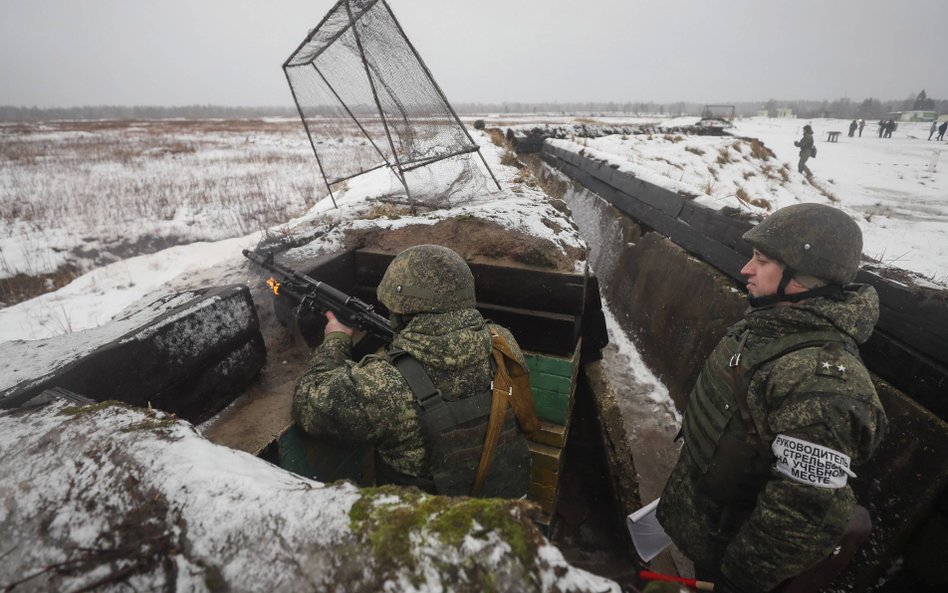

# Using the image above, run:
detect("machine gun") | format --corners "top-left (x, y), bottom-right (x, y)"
top-left (242, 249), bottom-right (395, 344)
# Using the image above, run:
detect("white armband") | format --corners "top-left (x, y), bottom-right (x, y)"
top-left (771, 434), bottom-right (856, 489)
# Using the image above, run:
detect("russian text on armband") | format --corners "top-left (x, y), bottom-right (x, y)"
top-left (771, 434), bottom-right (856, 489)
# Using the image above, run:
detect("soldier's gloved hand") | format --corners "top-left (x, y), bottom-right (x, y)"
top-left (324, 311), bottom-right (354, 337)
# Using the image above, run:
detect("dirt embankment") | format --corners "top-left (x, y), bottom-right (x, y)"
top-left (343, 217), bottom-right (585, 273)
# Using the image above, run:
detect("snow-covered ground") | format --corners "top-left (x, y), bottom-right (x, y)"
top-left (2, 115), bottom-right (945, 346)
top-left (550, 116), bottom-right (948, 285)
top-left (733, 118), bottom-right (948, 281)
top-left (0, 126), bottom-right (585, 343)
top-left (0, 119), bottom-right (319, 281)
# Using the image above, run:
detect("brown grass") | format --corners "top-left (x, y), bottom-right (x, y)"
top-left (0, 264), bottom-right (81, 307)
top-left (489, 129), bottom-right (508, 148)
top-left (779, 164), bottom-right (791, 183)
top-left (501, 150), bottom-right (521, 168)
top-left (735, 186), bottom-right (772, 209)
top-left (749, 139), bottom-right (774, 161)
top-left (716, 147), bottom-right (732, 166)
top-left (684, 146), bottom-right (705, 156)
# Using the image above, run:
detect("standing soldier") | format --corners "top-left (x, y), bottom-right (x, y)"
top-left (656, 204), bottom-right (888, 593)
top-left (793, 125), bottom-right (815, 178)
top-left (858, 119), bottom-right (865, 137)
top-left (293, 244), bottom-right (537, 497)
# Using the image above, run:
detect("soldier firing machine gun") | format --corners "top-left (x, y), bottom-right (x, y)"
top-left (242, 249), bottom-right (395, 344)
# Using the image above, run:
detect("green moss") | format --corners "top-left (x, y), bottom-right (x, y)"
top-left (121, 417), bottom-right (180, 432)
top-left (57, 400), bottom-right (127, 416)
top-left (348, 486), bottom-right (539, 577)
top-left (454, 213), bottom-right (483, 224)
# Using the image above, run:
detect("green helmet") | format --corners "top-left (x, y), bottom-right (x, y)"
top-left (377, 245), bottom-right (476, 314)
top-left (742, 203), bottom-right (863, 285)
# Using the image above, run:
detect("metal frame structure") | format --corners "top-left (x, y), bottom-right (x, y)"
top-left (282, 0), bottom-right (501, 207)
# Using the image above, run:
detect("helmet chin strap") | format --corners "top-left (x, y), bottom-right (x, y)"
top-left (748, 268), bottom-right (846, 308)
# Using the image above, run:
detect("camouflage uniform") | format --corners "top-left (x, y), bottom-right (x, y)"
top-left (657, 286), bottom-right (887, 593)
top-left (292, 245), bottom-right (531, 498)
top-left (794, 127), bottom-right (814, 177)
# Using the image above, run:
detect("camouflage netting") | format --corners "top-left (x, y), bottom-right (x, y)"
top-left (284, 0), bottom-right (498, 205)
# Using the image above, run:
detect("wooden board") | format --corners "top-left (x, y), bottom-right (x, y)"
top-left (354, 248), bottom-right (588, 316)
top-left (542, 151), bottom-right (748, 281)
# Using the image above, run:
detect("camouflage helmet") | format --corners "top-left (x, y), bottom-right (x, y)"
top-left (377, 245), bottom-right (476, 314)
top-left (742, 203), bottom-right (863, 285)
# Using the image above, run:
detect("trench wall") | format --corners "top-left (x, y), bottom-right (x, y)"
top-left (527, 145), bottom-right (948, 593)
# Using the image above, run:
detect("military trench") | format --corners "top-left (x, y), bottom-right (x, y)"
top-left (3, 124), bottom-right (948, 592)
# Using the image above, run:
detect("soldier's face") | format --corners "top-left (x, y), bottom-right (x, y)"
top-left (741, 250), bottom-right (785, 297)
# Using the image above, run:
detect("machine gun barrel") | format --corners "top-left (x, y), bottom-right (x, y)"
top-left (242, 249), bottom-right (395, 343)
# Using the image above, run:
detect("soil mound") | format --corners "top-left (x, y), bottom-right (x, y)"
top-left (343, 217), bottom-right (584, 272)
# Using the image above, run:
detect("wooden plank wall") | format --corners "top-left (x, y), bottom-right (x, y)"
top-left (540, 141), bottom-right (948, 422)
top-left (350, 248), bottom-right (607, 359)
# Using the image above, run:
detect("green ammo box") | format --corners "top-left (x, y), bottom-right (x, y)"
top-left (524, 339), bottom-right (581, 523)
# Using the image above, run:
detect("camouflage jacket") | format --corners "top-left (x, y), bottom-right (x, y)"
top-left (292, 308), bottom-right (527, 486)
top-left (657, 285), bottom-right (887, 593)
top-left (796, 131), bottom-right (814, 156)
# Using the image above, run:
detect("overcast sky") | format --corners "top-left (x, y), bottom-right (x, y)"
top-left (2, 0), bottom-right (946, 108)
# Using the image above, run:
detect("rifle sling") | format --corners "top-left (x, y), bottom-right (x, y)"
top-left (471, 328), bottom-right (541, 496)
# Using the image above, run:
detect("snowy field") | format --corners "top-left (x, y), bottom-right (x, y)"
top-left (1, 115), bottom-right (946, 345)
top-left (0, 118), bottom-right (321, 283)
top-left (549, 116), bottom-right (948, 285)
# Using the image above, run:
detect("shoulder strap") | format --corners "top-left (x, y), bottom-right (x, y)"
top-left (488, 327), bottom-right (540, 434)
top-left (470, 328), bottom-right (540, 496)
top-left (389, 350), bottom-right (454, 435)
top-left (729, 329), bottom-right (851, 456)
top-left (740, 330), bottom-right (852, 373)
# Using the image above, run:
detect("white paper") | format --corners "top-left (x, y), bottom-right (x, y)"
top-left (626, 498), bottom-right (673, 562)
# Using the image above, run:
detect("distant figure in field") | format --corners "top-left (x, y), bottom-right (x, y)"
top-left (883, 120), bottom-right (896, 138)
top-left (929, 120), bottom-right (938, 141)
top-left (877, 120), bottom-right (885, 138)
top-left (858, 119), bottom-right (865, 137)
top-left (793, 124), bottom-right (815, 178)
top-left (938, 121), bottom-right (948, 141)
top-left (848, 120), bottom-right (858, 137)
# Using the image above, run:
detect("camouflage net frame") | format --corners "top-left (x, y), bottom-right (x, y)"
top-left (283, 0), bottom-right (501, 206)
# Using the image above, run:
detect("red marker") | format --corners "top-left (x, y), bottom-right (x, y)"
top-left (639, 570), bottom-right (715, 591)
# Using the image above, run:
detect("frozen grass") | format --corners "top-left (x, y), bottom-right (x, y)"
top-left (0, 118), bottom-right (329, 300)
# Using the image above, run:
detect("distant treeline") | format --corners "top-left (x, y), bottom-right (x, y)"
top-left (0, 105), bottom-right (298, 121)
top-left (454, 94), bottom-right (948, 119)
top-left (2, 93), bottom-right (945, 121)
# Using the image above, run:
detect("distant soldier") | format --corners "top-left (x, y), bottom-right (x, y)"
top-left (848, 120), bottom-right (857, 137)
top-left (657, 204), bottom-right (887, 593)
top-left (883, 120), bottom-right (895, 138)
top-left (858, 119), bottom-right (865, 137)
top-left (929, 120), bottom-right (938, 141)
top-left (293, 244), bottom-right (537, 497)
top-left (793, 124), bottom-right (815, 177)
top-left (939, 120), bottom-right (948, 141)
